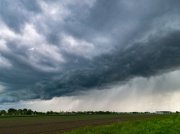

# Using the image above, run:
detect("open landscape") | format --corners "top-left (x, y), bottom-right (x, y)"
top-left (0, 113), bottom-right (177, 134)
top-left (1, 0), bottom-right (180, 133)
top-left (65, 114), bottom-right (180, 134)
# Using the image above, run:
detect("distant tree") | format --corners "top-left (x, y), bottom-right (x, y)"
top-left (34, 111), bottom-right (38, 115)
top-left (17, 109), bottom-right (22, 115)
top-left (27, 109), bottom-right (33, 115)
top-left (47, 111), bottom-right (53, 115)
top-left (22, 108), bottom-right (28, 115)
top-left (8, 108), bottom-right (17, 115)
top-left (0, 110), bottom-right (7, 115)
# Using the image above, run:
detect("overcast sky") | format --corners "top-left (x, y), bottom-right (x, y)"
top-left (1, 0), bottom-right (180, 112)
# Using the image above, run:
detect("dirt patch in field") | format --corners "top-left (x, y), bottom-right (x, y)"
top-left (0, 114), bottom-right (163, 134)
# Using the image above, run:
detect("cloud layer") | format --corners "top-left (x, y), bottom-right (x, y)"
top-left (2, 70), bottom-right (180, 112)
top-left (1, 0), bottom-right (180, 104)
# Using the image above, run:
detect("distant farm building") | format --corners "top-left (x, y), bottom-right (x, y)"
top-left (156, 111), bottom-right (171, 114)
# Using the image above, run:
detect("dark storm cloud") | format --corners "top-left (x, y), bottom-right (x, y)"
top-left (1, 0), bottom-right (180, 102)
top-left (36, 30), bottom-right (180, 99)
top-left (0, 0), bottom-right (41, 32)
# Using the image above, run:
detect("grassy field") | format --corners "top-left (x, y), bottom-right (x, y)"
top-left (0, 114), bottom-right (162, 134)
top-left (65, 114), bottom-right (180, 134)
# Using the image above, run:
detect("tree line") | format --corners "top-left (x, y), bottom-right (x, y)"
top-left (0, 108), bottom-right (40, 115)
top-left (1, 108), bottom-right (164, 116)
top-left (0, 108), bottom-right (122, 116)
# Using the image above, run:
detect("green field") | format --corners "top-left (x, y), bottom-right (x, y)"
top-left (65, 114), bottom-right (180, 134)
top-left (0, 114), bottom-right (178, 133)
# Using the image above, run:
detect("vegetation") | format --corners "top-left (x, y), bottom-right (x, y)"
top-left (0, 111), bottom-right (177, 133)
top-left (65, 114), bottom-right (180, 134)
top-left (1, 108), bottom-right (143, 116)
top-left (0, 108), bottom-right (40, 116)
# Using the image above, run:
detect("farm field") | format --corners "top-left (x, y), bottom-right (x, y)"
top-left (0, 114), bottom-right (170, 134)
top-left (65, 114), bottom-right (180, 134)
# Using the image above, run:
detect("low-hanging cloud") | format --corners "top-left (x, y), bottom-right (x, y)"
top-left (1, 0), bottom-right (180, 103)
top-left (2, 70), bottom-right (180, 112)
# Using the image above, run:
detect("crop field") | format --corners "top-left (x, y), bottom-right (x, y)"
top-left (0, 114), bottom-right (174, 134)
top-left (65, 114), bottom-right (180, 134)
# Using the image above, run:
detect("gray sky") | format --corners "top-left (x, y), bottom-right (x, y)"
top-left (1, 0), bottom-right (180, 112)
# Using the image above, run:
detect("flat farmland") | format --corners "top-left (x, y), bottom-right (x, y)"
top-left (65, 114), bottom-right (180, 134)
top-left (0, 114), bottom-right (166, 134)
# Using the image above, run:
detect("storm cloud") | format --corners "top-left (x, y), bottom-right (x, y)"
top-left (1, 0), bottom-right (180, 104)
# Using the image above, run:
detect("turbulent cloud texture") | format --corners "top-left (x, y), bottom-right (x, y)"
top-left (0, 0), bottom-right (180, 107)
